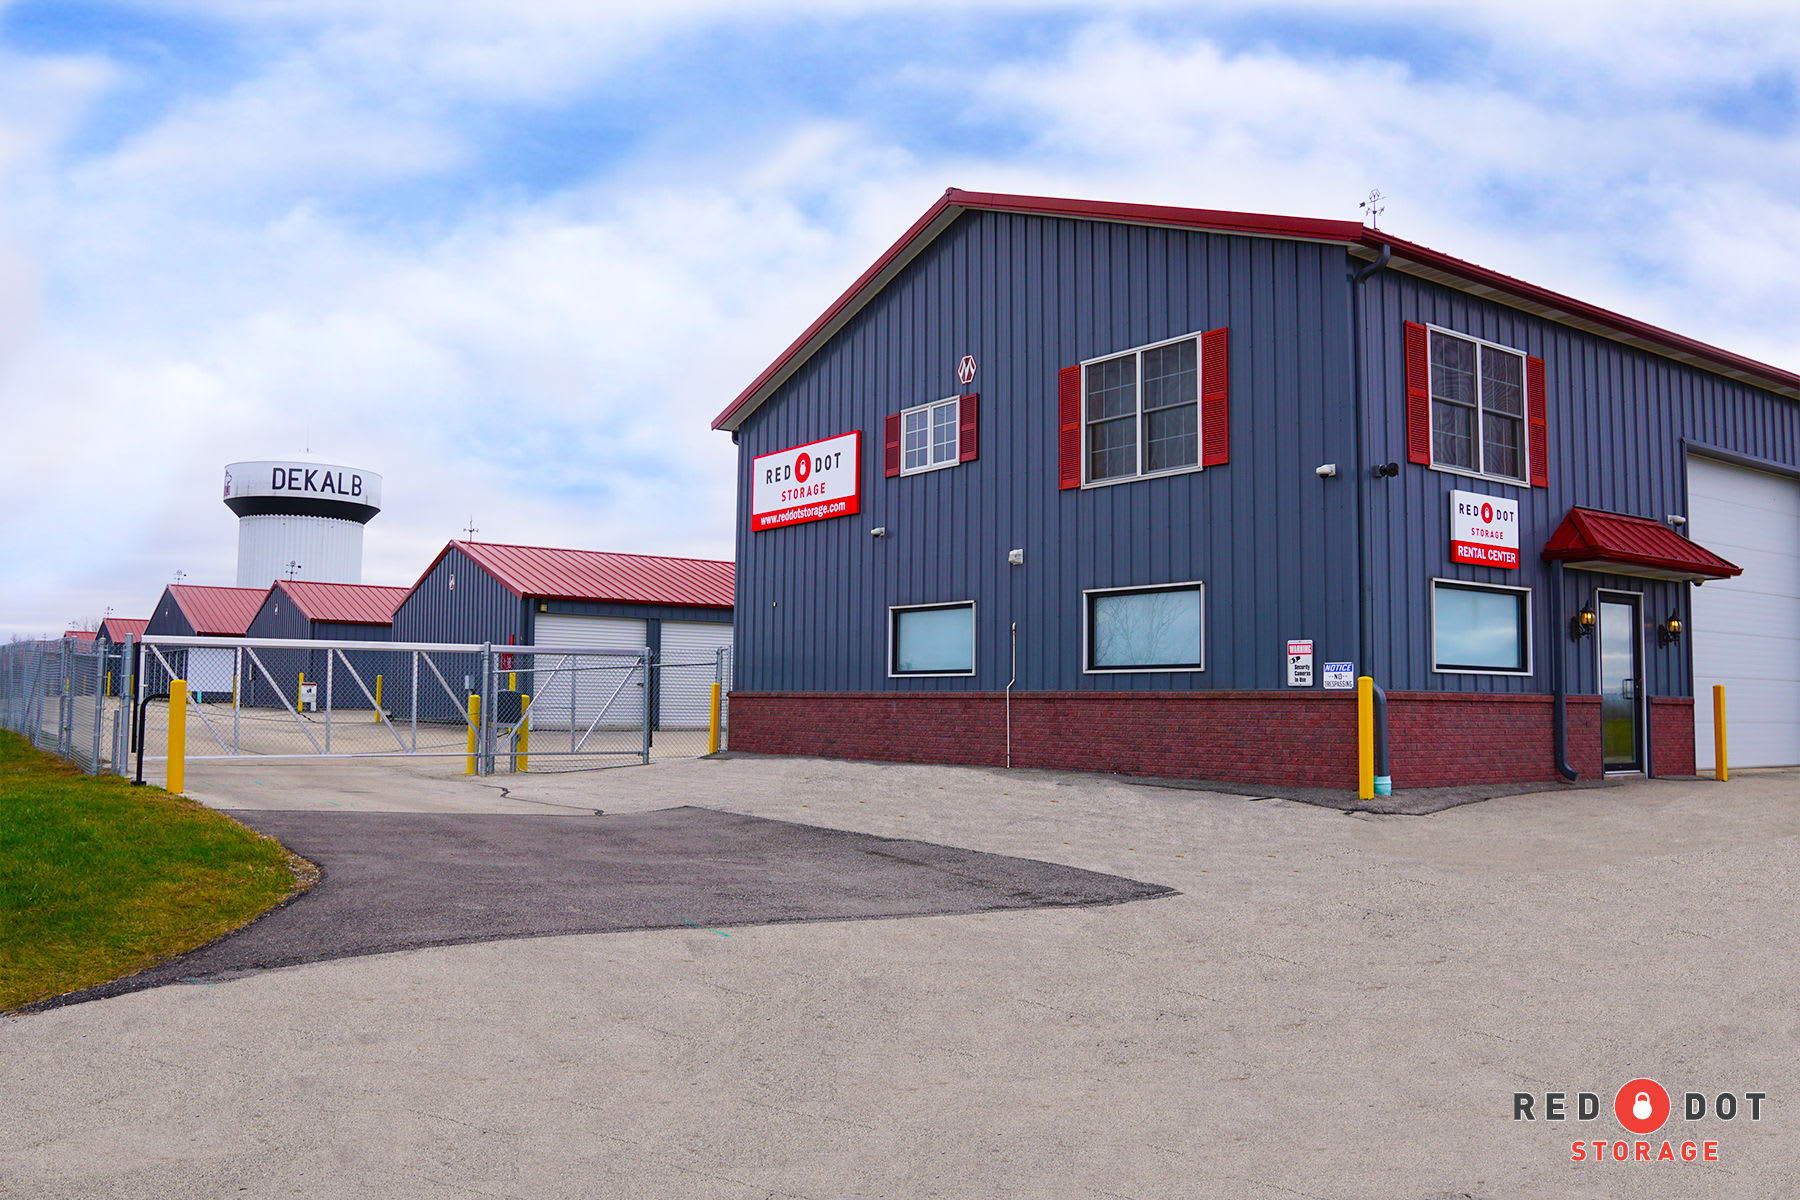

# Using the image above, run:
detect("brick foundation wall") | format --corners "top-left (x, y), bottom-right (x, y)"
top-left (1650, 696), bottom-right (1696, 776)
top-left (1382, 692), bottom-right (1602, 787)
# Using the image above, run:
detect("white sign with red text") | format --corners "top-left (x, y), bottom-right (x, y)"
top-left (1450, 489), bottom-right (1520, 569)
top-left (751, 431), bottom-right (862, 531)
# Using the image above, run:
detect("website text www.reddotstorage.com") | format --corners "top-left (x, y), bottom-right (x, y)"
top-left (1513, 1078), bottom-right (1766, 1166)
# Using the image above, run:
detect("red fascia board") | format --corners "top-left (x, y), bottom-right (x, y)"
top-left (1361, 230), bottom-right (1800, 396)
top-left (711, 189), bottom-right (1365, 432)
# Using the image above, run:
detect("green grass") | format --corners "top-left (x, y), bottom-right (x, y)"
top-left (0, 731), bottom-right (313, 1010)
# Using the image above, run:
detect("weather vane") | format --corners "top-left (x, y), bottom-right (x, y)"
top-left (463, 517), bottom-right (479, 540)
top-left (1360, 188), bottom-right (1386, 229)
top-left (172, 569), bottom-right (187, 583)
top-left (285, 560), bottom-right (304, 579)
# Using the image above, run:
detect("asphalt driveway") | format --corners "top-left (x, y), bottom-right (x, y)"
top-left (37, 804), bottom-right (1173, 1008)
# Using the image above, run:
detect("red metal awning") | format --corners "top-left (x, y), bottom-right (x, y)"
top-left (1541, 507), bottom-right (1742, 582)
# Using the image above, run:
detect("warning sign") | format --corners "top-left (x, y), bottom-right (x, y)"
top-left (1323, 662), bottom-right (1354, 689)
top-left (1287, 639), bottom-right (1314, 687)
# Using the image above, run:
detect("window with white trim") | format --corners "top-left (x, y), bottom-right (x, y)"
top-left (1084, 582), bottom-right (1205, 672)
top-left (1432, 580), bottom-right (1530, 674)
top-left (1429, 328), bottom-right (1527, 483)
top-left (890, 602), bottom-right (975, 676)
top-left (902, 396), bottom-right (961, 474)
top-left (1085, 333), bottom-right (1200, 483)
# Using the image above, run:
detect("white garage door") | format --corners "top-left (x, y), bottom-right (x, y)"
top-left (1688, 454), bottom-right (1800, 769)
top-left (529, 613), bottom-right (647, 730)
top-left (658, 620), bottom-right (732, 728)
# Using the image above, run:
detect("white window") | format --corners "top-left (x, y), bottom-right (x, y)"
top-left (1429, 327), bottom-right (1527, 484)
top-left (1084, 332), bottom-right (1201, 484)
top-left (901, 396), bottom-right (961, 475)
top-left (889, 602), bottom-right (975, 677)
top-left (1432, 579), bottom-right (1531, 675)
top-left (1083, 582), bottom-right (1205, 672)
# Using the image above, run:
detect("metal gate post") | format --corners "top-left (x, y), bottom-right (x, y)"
top-left (90, 645), bottom-right (105, 774)
top-left (481, 643), bottom-right (496, 775)
top-left (640, 650), bottom-right (652, 766)
top-left (324, 649), bottom-right (333, 755)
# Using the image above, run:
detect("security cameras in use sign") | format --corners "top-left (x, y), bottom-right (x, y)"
top-left (750, 431), bottom-right (862, 530)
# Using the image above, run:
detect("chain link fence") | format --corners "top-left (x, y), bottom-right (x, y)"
top-left (5, 635), bottom-right (734, 780)
top-left (0, 638), bottom-right (131, 774)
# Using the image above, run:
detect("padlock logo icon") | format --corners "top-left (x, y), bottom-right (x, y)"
top-left (1615, 1078), bottom-right (1670, 1134)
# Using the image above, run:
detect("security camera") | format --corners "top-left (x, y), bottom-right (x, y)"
top-left (1666, 515), bottom-right (1687, 528)
top-left (1315, 463), bottom-right (1338, 478)
top-left (1374, 461), bottom-right (1401, 479)
top-left (870, 526), bottom-right (888, 538)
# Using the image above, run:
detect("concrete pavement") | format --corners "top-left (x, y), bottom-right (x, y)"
top-left (3, 754), bottom-right (1797, 1198)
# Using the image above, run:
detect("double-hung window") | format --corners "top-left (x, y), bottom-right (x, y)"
top-left (901, 396), bottom-right (961, 475)
top-left (1084, 333), bottom-right (1201, 484)
top-left (1428, 328), bottom-right (1527, 484)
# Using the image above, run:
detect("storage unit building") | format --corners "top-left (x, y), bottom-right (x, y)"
top-left (241, 580), bottom-right (409, 711)
top-left (143, 584), bottom-right (269, 698)
top-left (389, 541), bottom-right (734, 726)
top-left (714, 189), bottom-right (1788, 788)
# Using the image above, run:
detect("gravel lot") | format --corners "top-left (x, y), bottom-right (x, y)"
top-left (2, 753), bottom-right (1796, 1199)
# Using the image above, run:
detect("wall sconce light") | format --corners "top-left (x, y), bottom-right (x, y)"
top-left (1570, 602), bottom-right (1596, 641)
top-left (1659, 612), bottom-right (1683, 647)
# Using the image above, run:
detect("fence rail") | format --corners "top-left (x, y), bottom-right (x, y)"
top-left (0, 634), bottom-right (731, 780)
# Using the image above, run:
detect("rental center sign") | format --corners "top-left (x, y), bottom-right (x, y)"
top-left (751, 431), bottom-right (862, 531)
top-left (1450, 489), bottom-right (1520, 569)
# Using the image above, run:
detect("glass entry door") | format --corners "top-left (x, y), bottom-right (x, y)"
top-left (1599, 595), bottom-right (1643, 772)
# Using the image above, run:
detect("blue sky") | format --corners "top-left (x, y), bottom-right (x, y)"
top-left (2, 1), bottom-right (1798, 635)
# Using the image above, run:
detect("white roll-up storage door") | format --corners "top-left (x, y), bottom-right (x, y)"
top-left (529, 613), bottom-right (647, 730)
top-left (1688, 454), bottom-right (1800, 769)
top-left (658, 621), bottom-right (733, 728)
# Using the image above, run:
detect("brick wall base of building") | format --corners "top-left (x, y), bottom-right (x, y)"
top-left (729, 690), bottom-right (1689, 790)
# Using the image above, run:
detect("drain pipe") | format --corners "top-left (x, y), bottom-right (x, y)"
top-left (1350, 243), bottom-right (1392, 678)
top-left (1005, 621), bottom-right (1017, 768)
top-left (1551, 559), bottom-right (1579, 780)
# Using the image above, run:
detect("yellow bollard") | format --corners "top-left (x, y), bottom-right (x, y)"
top-left (106, 670), bottom-right (112, 698)
top-left (1357, 676), bottom-right (1374, 801)
top-left (708, 682), bottom-right (722, 754)
top-left (517, 694), bottom-right (530, 773)
top-left (465, 693), bottom-right (480, 775)
top-left (1714, 684), bottom-right (1729, 782)
top-left (168, 679), bottom-right (187, 795)
top-left (374, 673), bottom-right (383, 722)
top-left (298, 671), bottom-right (305, 707)
top-left (508, 670), bottom-right (516, 692)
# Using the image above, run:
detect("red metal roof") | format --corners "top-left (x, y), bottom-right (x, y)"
top-left (274, 580), bottom-right (410, 626)
top-left (167, 585), bottom-right (269, 635)
top-left (712, 188), bottom-right (1800, 431)
top-left (98, 618), bottom-right (148, 642)
top-left (415, 541), bottom-right (734, 609)
top-left (63, 629), bottom-right (96, 643)
top-left (1541, 507), bottom-right (1742, 582)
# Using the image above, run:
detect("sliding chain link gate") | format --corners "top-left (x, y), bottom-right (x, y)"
top-left (112, 634), bottom-right (732, 781)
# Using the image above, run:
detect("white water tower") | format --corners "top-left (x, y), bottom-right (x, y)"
top-left (223, 460), bottom-right (383, 587)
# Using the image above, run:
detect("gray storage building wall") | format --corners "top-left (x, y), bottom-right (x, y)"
top-left (732, 207), bottom-right (1359, 694)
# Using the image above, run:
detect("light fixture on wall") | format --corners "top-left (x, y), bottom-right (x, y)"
top-left (1659, 611), bottom-right (1683, 647)
top-left (1570, 602), bottom-right (1596, 641)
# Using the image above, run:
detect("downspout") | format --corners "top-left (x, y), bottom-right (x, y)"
top-left (1350, 243), bottom-right (1391, 779)
top-left (1550, 559), bottom-right (1579, 780)
top-left (1005, 621), bottom-right (1017, 768)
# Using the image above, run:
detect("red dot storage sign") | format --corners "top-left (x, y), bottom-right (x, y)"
top-left (1450, 489), bottom-right (1520, 569)
top-left (751, 431), bottom-right (862, 531)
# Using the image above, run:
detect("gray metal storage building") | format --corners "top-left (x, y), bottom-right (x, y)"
top-left (239, 580), bottom-right (409, 711)
top-left (389, 541), bottom-right (734, 724)
top-left (714, 189), bottom-right (1788, 788)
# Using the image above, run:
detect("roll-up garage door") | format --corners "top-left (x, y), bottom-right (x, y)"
top-left (529, 613), bottom-right (646, 730)
top-left (1688, 454), bottom-right (1800, 768)
top-left (657, 620), bottom-right (732, 728)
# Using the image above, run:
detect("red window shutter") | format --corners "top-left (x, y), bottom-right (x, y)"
top-left (958, 393), bottom-right (979, 462)
top-left (1058, 366), bottom-right (1081, 489)
top-left (1200, 327), bottom-right (1229, 466)
top-left (1404, 321), bottom-right (1431, 465)
top-left (883, 412), bottom-right (902, 478)
top-left (1527, 355), bottom-right (1549, 487)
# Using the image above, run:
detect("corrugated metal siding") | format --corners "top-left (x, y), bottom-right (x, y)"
top-left (1358, 266), bottom-right (1800, 697)
top-left (734, 209), bottom-right (1359, 693)
top-left (145, 588), bottom-right (197, 638)
top-left (389, 546), bottom-right (526, 722)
